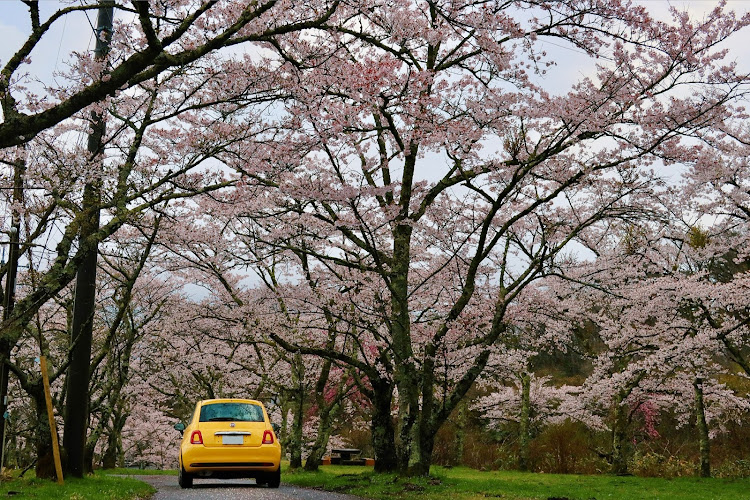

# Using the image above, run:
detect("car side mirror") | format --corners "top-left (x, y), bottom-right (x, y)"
top-left (174, 422), bottom-right (185, 435)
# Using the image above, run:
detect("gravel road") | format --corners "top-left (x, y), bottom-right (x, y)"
top-left (133, 475), bottom-right (364, 500)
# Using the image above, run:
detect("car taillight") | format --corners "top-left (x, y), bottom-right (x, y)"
top-left (262, 430), bottom-right (274, 444)
top-left (190, 430), bottom-right (203, 445)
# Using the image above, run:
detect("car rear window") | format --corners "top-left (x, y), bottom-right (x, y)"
top-left (199, 402), bottom-right (265, 422)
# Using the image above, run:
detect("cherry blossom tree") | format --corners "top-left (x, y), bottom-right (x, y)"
top-left (4, 0), bottom-right (750, 480)
top-left (471, 281), bottom-right (591, 472)
top-left (681, 121), bottom-right (750, 379)
top-left (475, 373), bottom-right (577, 471)
top-left (0, 217), bottom-right (176, 477)
top-left (148, 203), bottom-right (366, 470)
top-left (82, 219), bottom-right (176, 472)
top-left (4, 289), bottom-right (70, 479)
top-left (0, 0), bottom-right (340, 148)
top-left (1, 0), bottom-right (347, 478)
top-left (225, 0), bottom-right (750, 474)
top-left (532, 212), bottom-right (750, 476)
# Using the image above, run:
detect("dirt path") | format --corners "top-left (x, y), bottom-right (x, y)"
top-left (133, 475), bottom-right (364, 500)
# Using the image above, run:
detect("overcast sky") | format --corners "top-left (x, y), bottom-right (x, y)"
top-left (1, 2), bottom-right (132, 97)
top-left (2, 1), bottom-right (750, 96)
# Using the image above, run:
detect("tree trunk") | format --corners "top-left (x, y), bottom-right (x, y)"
top-left (694, 377), bottom-right (711, 478)
top-left (391, 215), bottom-right (418, 472)
top-left (410, 425), bottom-right (435, 476)
top-left (84, 381), bottom-right (124, 472)
top-left (371, 380), bottom-right (397, 472)
top-left (288, 355), bottom-right (305, 470)
top-left (304, 356), bottom-right (346, 472)
top-left (30, 384), bottom-right (58, 480)
top-left (452, 400), bottom-right (467, 467)
top-left (518, 371), bottom-right (532, 472)
top-left (611, 394), bottom-right (629, 475)
top-left (395, 381), bottom-right (416, 470)
top-left (84, 441), bottom-right (95, 474)
top-left (304, 400), bottom-right (339, 471)
top-left (101, 436), bottom-right (118, 469)
top-left (288, 397), bottom-right (304, 468)
top-left (102, 411), bottom-right (126, 469)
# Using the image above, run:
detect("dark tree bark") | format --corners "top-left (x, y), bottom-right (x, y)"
top-left (304, 360), bottom-right (349, 472)
top-left (0, 155), bottom-right (25, 469)
top-left (28, 382), bottom-right (61, 480)
top-left (371, 379), bottom-right (397, 473)
top-left (611, 391), bottom-right (630, 475)
top-left (62, 193), bottom-right (99, 477)
top-left (694, 377), bottom-right (711, 478)
top-left (62, 2), bottom-right (112, 478)
top-left (518, 372), bottom-right (532, 472)
top-left (287, 386), bottom-right (305, 469)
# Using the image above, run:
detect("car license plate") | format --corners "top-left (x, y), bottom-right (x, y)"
top-left (222, 435), bottom-right (244, 445)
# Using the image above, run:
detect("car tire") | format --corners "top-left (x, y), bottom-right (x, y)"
top-left (267, 466), bottom-right (281, 488)
top-left (179, 465), bottom-right (194, 489)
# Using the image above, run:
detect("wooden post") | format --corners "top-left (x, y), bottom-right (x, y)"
top-left (40, 356), bottom-right (64, 485)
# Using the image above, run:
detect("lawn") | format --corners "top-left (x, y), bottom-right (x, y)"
top-left (8, 464), bottom-right (748, 499)
top-left (0, 471), bottom-right (155, 499)
top-left (282, 465), bottom-right (750, 500)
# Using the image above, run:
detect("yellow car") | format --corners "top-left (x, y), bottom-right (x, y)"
top-left (174, 398), bottom-right (281, 488)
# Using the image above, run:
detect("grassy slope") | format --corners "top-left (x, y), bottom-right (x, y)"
top-left (14, 463), bottom-right (747, 499)
top-left (0, 472), bottom-right (155, 499)
top-left (283, 465), bottom-right (750, 500)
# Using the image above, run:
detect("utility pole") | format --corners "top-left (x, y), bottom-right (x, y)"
top-left (62, 1), bottom-right (114, 478)
top-left (0, 155), bottom-right (25, 476)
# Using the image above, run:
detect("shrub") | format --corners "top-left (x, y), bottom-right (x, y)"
top-left (715, 459), bottom-right (750, 479)
top-left (630, 452), bottom-right (698, 478)
top-left (529, 420), bottom-right (599, 474)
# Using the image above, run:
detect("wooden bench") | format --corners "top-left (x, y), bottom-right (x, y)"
top-left (330, 448), bottom-right (365, 465)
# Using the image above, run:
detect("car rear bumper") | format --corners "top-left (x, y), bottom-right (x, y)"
top-left (182, 444), bottom-right (281, 474)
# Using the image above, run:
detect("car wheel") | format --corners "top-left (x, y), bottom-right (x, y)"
top-left (178, 465), bottom-right (194, 489)
top-left (267, 466), bottom-right (281, 488)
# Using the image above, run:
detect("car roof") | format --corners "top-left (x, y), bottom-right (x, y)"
top-left (198, 398), bottom-right (264, 406)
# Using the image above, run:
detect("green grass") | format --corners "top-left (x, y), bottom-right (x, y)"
top-left (282, 465), bottom-right (750, 500)
top-left (0, 471), bottom-right (155, 499)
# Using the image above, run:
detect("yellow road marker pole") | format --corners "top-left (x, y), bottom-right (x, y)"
top-left (40, 356), bottom-right (64, 485)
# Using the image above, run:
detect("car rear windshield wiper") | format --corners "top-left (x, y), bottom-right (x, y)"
top-left (207, 417), bottom-right (235, 421)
